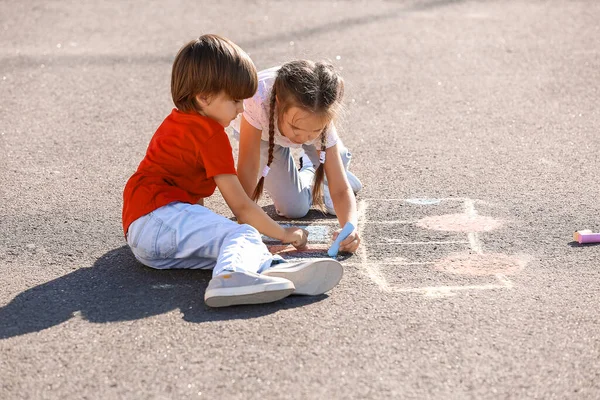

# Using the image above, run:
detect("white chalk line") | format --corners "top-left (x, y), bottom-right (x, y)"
top-left (344, 260), bottom-right (434, 267)
top-left (379, 239), bottom-right (468, 245)
top-left (495, 273), bottom-right (513, 288)
top-left (389, 273), bottom-right (513, 296)
top-left (371, 220), bottom-right (416, 224)
top-left (280, 219), bottom-right (340, 226)
top-left (344, 259), bottom-right (514, 296)
top-left (464, 198), bottom-right (485, 255)
top-left (357, 200), bottom-right (390, 291)
top-left (464, 198), bottom-right (477, 216)
top-left (280, 219), bottom-right (416, 226)
top-left (363, 197), bottom-right (487, 203)
top-left (467, 232), bottom-right (483, 254)
top-left (277, 198), bottom-right (514, 296)
top-left (348, 198), bottom-right (515, 296)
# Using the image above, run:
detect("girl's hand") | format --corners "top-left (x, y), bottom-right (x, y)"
top-left (332, 228), bottom-right (360, 253)
top-left (283, 227), bottom-right (308, 250)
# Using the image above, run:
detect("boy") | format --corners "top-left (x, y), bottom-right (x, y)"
top-left (122, 35), bottom-right (343, 307)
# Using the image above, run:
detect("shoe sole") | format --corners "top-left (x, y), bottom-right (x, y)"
top-left (204, 282), bottom-right (294, 308)
top-left (263, 259), bottom-right (343, 295)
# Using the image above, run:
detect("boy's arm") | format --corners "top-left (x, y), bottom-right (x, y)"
top-left (214, 174), bottom-right (307, 248)
top-left (237, 116), bottom-right (262, 197)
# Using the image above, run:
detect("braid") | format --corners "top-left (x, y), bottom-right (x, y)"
top-left (311, 127), bottom-right (327, 209)
top-left (267, 60), bottom-right (345, 212)
top-left (267, 91), bottom-right (276, 167)
top-left (251, 87), bottom-right (277, 202)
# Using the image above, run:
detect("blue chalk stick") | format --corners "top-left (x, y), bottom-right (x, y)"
top-left (328, 222), bottom-right (356, 257)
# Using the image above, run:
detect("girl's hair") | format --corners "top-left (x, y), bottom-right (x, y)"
top-left (252, 60), bottom-right (345, 209)
top-left (171, 34), bottom-right (258, 113)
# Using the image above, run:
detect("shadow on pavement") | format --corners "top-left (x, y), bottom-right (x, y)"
top-left (567, 241), bottom-right (600, 247)
top-left (260, 204), bottom-right (337, 222)
top-left (240, 0), bottom-right (466, 48)
top-left (0, 246), bottom-right (326, 340)
top-left (1, 0), bottom-right (465, 70)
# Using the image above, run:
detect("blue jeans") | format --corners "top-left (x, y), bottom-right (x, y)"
top-left (126, 202), bottom-right (278, 277)
top-left (231, 127), bottom-right (353, 219)
top-left (261, 139), bottom-right (352, 218)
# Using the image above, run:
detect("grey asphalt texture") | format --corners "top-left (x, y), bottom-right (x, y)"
top-left (1, 0), bottom-right (600, 399)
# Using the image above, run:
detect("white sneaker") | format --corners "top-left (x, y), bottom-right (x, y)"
top-left (262, 258), bottom-right (343, 295)
top-left (300, 150), bottom-right (362, 194)
top-left (346, 170), bottom-right (362, 194)
top-left (323, 184), bottom-right (336, 215)
top-left (322, 170), bottom-right (362, 215)
top-left (204, 271), bottom-right (295, 308)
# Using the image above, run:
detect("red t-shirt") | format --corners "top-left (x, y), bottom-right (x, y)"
top-left (122, 109), bottom-right (236, 236)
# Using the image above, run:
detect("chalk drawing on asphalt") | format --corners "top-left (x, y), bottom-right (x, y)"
top-left (266, 197), bottom-right (528, 297)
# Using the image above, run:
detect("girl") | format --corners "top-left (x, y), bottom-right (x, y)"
top-left (122, 36), bottom-right (343, 308)
top-left (234, 61), bottom-right (362, 254)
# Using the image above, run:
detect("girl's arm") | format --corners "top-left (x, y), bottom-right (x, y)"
top-left (323, 143), bottom-right (360, 252)
top-left (237, 116), bottom-right (262, 197)
top-left (214, 173), bottom-right (308, 249)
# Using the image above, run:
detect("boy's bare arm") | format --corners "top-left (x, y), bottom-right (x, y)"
top-left (214, 174), bottom-right (307, 249)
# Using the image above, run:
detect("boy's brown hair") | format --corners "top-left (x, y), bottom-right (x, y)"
top-left (171, 34), bottom-right (257, 113)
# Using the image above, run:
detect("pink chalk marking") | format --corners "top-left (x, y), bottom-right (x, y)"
top-left (433, 252), bottom-right (525, 276)
top-left (416, 213), bottom-right (502, 232)
top-left (268, 243), bottom-right (329, 255)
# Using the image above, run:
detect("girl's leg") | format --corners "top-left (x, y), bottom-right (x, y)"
top-left (302, 139), bottom-right (362, 193)
top-left (127, 202), bottom-right (276, 277)
top-left (261, 141), bottom-right (314, 219)
top-left (301, 139), bottom-right (362, 215)
top-left (302, 138), bottom-right (351, 172)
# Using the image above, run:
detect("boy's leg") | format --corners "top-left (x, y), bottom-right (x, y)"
top-left (261, 141), bottom-right (313, 219)
top-left (204, 271), bottom-right (293, 308)
top-left (262, 258), bottom-right (344, 296)
top-left (127, 202), bottom-right (294, 307)
top-left (127, 202), bottom-right (273, 273)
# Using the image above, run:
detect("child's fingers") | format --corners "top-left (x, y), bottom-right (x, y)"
top-left (299, 231), bottom-right (308, 246)
top-left (293, 242), bottom-right (308, 250)
top-left (339, 231), bottom-right (360, 253)
top-left (340, 239), bottom-right (359, 253)
top-left (294, 230), bottom-right (309, 249)
top-left (340, 231), bottom-right (357, 246)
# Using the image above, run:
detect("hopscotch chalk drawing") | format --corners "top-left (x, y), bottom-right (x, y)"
top-left (266, 198), bottom-right (529, 298)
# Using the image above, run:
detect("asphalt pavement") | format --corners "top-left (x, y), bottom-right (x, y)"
top-left (1, 0), bottom-right (599, 399)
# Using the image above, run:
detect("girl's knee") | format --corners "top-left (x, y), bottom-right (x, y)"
top-left (276, 201), bottom-right (310, 219)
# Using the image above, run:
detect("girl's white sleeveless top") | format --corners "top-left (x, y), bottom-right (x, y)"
top-left (230, 66), bottom-right (339, 149)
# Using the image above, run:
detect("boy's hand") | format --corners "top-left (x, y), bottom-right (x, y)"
top-left (332, 228), bottom-right (360, 253)
top-left (282, 227), bottom-right (308, 250)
